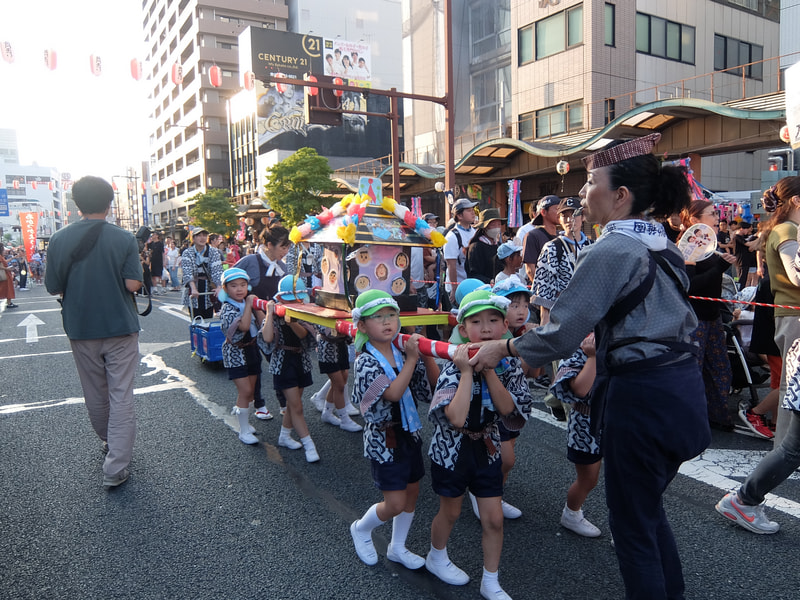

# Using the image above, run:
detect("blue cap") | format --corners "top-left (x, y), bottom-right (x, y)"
top-left (274, 275), bottom-right (309, 302)
top-left (492, 275), bottom-right (531, 299)
top-left (455, 278), bottom-right (490, 305)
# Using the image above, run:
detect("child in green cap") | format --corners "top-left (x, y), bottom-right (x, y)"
top-left (348, 290), bottom-right (440, 569)
top-left (426, 289), bottom-right (532, 600)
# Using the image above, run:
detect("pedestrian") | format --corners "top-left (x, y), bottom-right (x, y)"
top-left (443, 198), bottom-right (478, 306)
top-left (469, 133), bottom-right (711, 599)
top-left (44, 176), bottom-right (143, 490)
top-left (148, 232), bottom-right (165, 294)
top-left (0, 243), bottom-right (19, 308)
top-left (465, 208), bottom-right (505, 284)
top-left (493, 241), bottom-right (523, 284)
top-left (218, 268), bottom-right (269, 445)
top-left (551, 333), bottom-right (603, 537)
top-left (181, 226), bottom-right (223, 320)
top-left (15, 250), bottom-right (29, 291)
top-left (262, 275), bottom-right (319, 462)
top-left (759, 176), bottom-right (800, 443)
top-left (427, 289), bottom-right (532, 599)
top-left (680, 200), bottom-right (738, 430)
top-left (521, 194), bottom-right (561, 285)
top-left (314, 324), bottom-right (362, 433)
top-left (165, 238), bottom-right (181, 290)
top-left (348, 290), bottom-right (439, 568)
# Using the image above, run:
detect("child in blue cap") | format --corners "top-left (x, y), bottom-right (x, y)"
top-left (218, 268), bottom-right (268, 445)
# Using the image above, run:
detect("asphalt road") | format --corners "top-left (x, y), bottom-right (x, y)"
top-left (2, 284), bottom-right (799, 600)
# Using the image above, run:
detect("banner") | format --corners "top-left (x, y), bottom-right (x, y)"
top-left (786, 60), bottom-right (800, 150)
top-left (19, 211), bottom-right (38, 261)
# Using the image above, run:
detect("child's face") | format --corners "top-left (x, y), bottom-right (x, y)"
top-left (359, 306), bottom-right (400, 345)
top-left (459, 309), bottom-right (507, 343)
top-left (226, 278), bottom-right (249, 302)
top-left (505, 252), bottom-right (522, 270)
top-left (504, 293), bottom-right (529, 330)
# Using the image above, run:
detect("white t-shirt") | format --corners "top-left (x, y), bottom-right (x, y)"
top-left (444, 225), bottom-right (475, 291)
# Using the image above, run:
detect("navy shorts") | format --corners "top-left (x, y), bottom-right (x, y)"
top-left (498, 421), bottom-right (520, 442)
top-left (272, 353), bottom-right (313, 390)
top-left (371, 432), bottom-right (425, 491)
top-left (227, 345), bottom-right (262, 380)
top-left (431, 436), bottom-right (503, 498)
top-left (567, 446), bottom-right (602, 465)
top-left (319, 340), bottom-right (351, 374)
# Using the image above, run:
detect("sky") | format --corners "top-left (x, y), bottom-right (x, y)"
top-left (0, 1), bottom-right (150, 181)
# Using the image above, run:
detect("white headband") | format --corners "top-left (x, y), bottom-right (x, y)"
top-left (351, 297), bottom-right (400, 325)
top-left (457, 295), bottom-right (511, 323)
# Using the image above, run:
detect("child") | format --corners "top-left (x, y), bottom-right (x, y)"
top-left (464, 276), bottom-right (535, 522)
top-left (261, 275), bottom-right (319, 462)
top-left (315, 325), bottom-right (362, 432)
top-left (427, 289), bottom-right (532, 599)
top-left (493, 241), bottom-right (523, 284)
top-left (349, 290), bottom-right (439, 568)
top-left (550, 333), bottom-right (603, 537)
top-left (218, 268), bottom-right (267, 445)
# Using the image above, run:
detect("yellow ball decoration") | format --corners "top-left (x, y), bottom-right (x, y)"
top-left (429, 230), bottom-right (446, 247)
top-left (289, 226), bottom-right (303, 244)
top-left (382, 197), bottom-right (396, 213)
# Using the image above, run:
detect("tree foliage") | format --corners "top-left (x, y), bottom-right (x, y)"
top-left (263, 147), bottom-right (337, 226)
top-left (187, 188), bottom-right (239, 236)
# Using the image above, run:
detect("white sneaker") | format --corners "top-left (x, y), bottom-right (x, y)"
top-left (303, 439), bottom-right (320, 463)
top-left (560, 506), bottom-right (602, 537)
top-left (468, 491), bottom-right (480, 519)
top-left (278, 434), bottom-right (302, 450)
top-left (350, 521), bottom-right (378, 565)
top-left (480, 579), bottom-right (512, 600)
top-left (338, 412), bottom-right (363, 432)
top-left (425, 552), bottom-right (469, 585)
top-left (345, 401), bottom-right (360, 416)
top-left (255, 407), bottom-right (273, 420)
top-left (321, 407), bottom-right (341, 426)
top-left (238, 430), bottom-right (259, 445)
top-left (386, 545), bottom-right (425, 569)
top-left (501, 500), bottom-right (522, 519)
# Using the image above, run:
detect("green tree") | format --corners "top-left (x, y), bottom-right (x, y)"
top-left (187, 188), bottom-right (238, 236)
top-left (263, 147), bottom-right (336, 226)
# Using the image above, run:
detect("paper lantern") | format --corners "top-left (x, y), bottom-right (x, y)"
top-left (44, 48), bottom-right (57, 70)
top-left (48, 181), bottom-right (54, 191)
top-left (170, 180), bottom-right (177, 188)
top-left (332, 77), bottom-right (344, 97)
top-left (304, 74), bottom-right (318, 96)
top-left (31, 181), bottom-right (37, 190)
top-left (112, 181), bottom-right (118, 192)
top-left (274, 72), bottom-right (287, 94)
top-left (209, 64), bottom-right (222, 88)
top-left (171, 63), bottom-right (183, 85)
top-left (12, 180), bottom-right (19, 189)
top-left (780, 125), bottom-right (791, 144)
top-left (89, 54), bottom-right (102, 76)
top-left (243, 71), bottom-right (255, 91)
top-left (2, 41), bottom-right (13, 63)
top-left (130, 58), bottom-right (143, 81)
top-left (141, 182), bottom-right (146, 192)
top-left (556, 160), bottom-right (570, 175)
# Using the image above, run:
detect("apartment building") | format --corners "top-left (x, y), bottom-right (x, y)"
top-left (402, 0), bottom-right (782, 199)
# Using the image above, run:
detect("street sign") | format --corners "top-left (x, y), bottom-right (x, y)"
top-left (0, 188), bottom-right (8, 216)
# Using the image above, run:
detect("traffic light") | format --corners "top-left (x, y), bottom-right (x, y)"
top-left (304, 74), bottom-right (342, 126)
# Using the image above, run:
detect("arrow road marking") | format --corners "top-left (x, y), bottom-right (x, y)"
top-left (17, 313), bottom-right (45, 343)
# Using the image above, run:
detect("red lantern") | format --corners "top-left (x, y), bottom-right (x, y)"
top-left (31, 181), bottom-right (37, 190)
top-left (243, 71), bottom-right (255, 91)
top-left (170, 180), bottom-right (177, 188)
top-left (332, 77), bottom-right (344, 97)
top-left (154, 181), bottom-right (160, 190)
top-left (780, 125), bottom-right (791, 144)
top-left (48, 181), bottom-right (54, 191)
top-left (305, 74), bottom-right (318, 96)
top-left (171, 63), bottom-right (183, 85)
top-left (112, 181), bottom-right (118, 192)
top-left (2, 41), bottom-right (13, 63)
top-left (209, 64), bottom-right (222, 88)
top-left (141, 182), bottom-right (146, 192)
top-left (130, 58), bottom-right (143, 81)
top-left (89, 54), bottom-right (102, 76)
top-left (275, 72), bottom-right (287, 94)
top-left (44, 48), bottom-right (57, 70)
top-left (12, 180), bottom-right (19, 189)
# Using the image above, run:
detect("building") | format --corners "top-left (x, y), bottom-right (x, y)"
top-left (399, 0), bottom-right (784, 212)
top-left (141, 0), bottom-right (402, 231)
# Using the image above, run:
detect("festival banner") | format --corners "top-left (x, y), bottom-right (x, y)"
top-left (19, 211), bottom-right (38, 261)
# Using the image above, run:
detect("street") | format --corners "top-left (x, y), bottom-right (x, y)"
top-left (2, 284), bottom-right (799, 600)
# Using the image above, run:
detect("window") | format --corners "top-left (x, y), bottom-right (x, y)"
top-left (519, 25), bottom-right (533, 65)
top-left (636, 13), bottom-right (694, 64)
top-left (604, 98), bottom-right (616, 125)
top-left (471, 65), bottom-right (511, 129)
top-left (534, 5), bottom-right (583, 60)
top-left (729, 0), bottom-right (758, 10)
top-left (714, 34), bottom-right (763, 80)
top-left (470, 0), bottom-right (510, 59)
top-left (605, 4), bottom-right (615, 47)
top-left (535, 101), bottom-right (583, 138)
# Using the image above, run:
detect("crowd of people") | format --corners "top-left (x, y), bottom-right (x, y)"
top-left (20, 139), bottom-right (800, 599)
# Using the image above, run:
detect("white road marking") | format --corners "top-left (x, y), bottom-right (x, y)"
top-left (0, 333), bottom-right (67, 343)
top-left (0, 350), bottom-right (73, 360)
top-left (17, 313), bottom-right (45, 343)
top-left (160, 303), bottom-right (192, 322)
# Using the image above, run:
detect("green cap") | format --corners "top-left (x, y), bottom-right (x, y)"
top-left (457, 289), bottom-right (509, 323)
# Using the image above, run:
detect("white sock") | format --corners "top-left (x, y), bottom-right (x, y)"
top-left (356, 503), bottom-right (386, 534)
top-left (236, 406), bottom-right (250, 432)
top-left (481, 567), bottom-right (504, 593)
top-left (323, 401), bottom-right (336, 412)
top-left (390, 511), bottom-right (415, 550)
top-left (315, 380), bottom-right (332, 399)
top-left (428, 544), bottom-right (449, 564)
top-left (279, 426), bottom-right (294, 438)
top-left (300, 434), bottom-right (315, 448)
